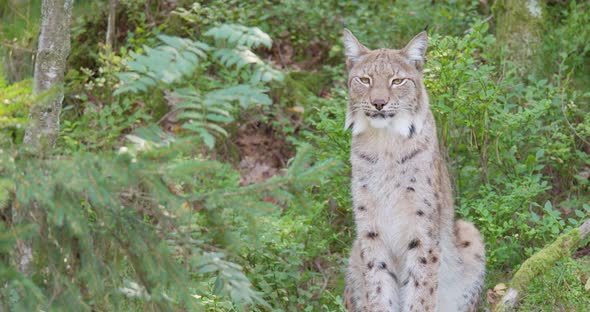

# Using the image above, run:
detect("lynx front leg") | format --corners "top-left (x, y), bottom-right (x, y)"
top-left (346, 238), bottom-right (400, 312)
top-left (399, 199), bottom-right (442, 312)
top-left (356, 232), bottom-right (401, 311)
top-left (345, 240), bottom-right (367, 312)
top-left (400, 240), bottom-right (441, 312)
top-left (350, 157), bottom-right (402, 311)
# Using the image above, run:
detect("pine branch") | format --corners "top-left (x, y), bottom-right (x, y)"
top-left (1, 138), bottom-right (339, 310)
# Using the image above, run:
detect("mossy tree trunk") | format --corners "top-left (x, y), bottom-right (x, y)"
top-left (23, 0), bottom-right (73, 149)
top-left (15, 0), bottom-right (73, 277)
top-left (492, 0), bottom-right (546, 77)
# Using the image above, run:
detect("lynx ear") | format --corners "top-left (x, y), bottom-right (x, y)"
top-left (403, 31), bottom-right (428, 70)
top-left (343, 29), bottom-right (370, 70)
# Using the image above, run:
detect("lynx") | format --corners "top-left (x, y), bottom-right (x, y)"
top-left (342, 29), bottom-right (485, 312)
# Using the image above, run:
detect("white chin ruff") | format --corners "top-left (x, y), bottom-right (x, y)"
top-left (390, 112), bottom-right (414, 137)
top-left (369, 117), bottom-right (389, 129)
top-left (352, 111), bottom-right (415, 138)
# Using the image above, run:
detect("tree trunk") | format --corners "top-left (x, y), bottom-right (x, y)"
top-left (15, 0), bottom-right (73, 278)
top-left (106, 0), bottom-right (118, 53)
top-left (23, 0), bottom-right (74, 150)
top-left (492, 0), bottom-right (545, 77)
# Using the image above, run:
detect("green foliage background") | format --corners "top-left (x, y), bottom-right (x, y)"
top-left (1, 0), bottom-right (590, 311)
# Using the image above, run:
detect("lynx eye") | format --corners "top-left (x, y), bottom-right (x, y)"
top-left (359, 77), bottom-right (371, 84)
top-left (391, 78), bottom-right (404, 86)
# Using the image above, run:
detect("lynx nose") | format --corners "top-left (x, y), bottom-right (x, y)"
top-left (372, 99), bottom-right (387, 111)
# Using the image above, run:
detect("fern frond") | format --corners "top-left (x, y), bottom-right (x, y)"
top-left (204, 24), bottom-right (272, 49)
top-left (204, 84), bottom-right (272, 108)
top-left (114, 36), bottom-right (209, 95)
top-left (113, 25), bottom-right (279, 150)
top-left (171, 84), bottom-right (271, 148)
top-left (212, 47), bottom-right (259, 69)
top-left (251, 62), bottom-right (285, 83)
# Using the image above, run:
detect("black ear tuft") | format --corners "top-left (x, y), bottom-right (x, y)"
top-left (341, 19), bottom-right (347, 29)
top-left (423, 24), bottom-right (429, 32)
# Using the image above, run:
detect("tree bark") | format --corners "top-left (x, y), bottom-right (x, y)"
top-left (492, 0), bottom-right (545, 77)
top-left (106, 0), bottom-right (118, 53)
top-left (15, 0), bottom-right (73, 278)
top-left (23, 0), bottom-right (74, 150)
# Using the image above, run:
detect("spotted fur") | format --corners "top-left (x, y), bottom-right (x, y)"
top-left (342, 29), bottom-right (485, 312)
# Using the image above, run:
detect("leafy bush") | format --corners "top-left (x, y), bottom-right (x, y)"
top-left (423, 21), bottom-right (590, 273)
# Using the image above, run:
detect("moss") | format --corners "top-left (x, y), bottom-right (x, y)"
top-left (510, 228), bottom-right (581, 293)
top-left (519, 257), bottom-right (590, 311)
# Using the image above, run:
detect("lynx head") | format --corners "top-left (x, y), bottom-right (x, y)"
top-left (343, 29), bottom-right (429, 137)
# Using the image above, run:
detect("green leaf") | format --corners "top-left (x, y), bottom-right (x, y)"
top-left (206, 114), bottom-right (233, 123)
top-left (544, 201), bottom-right (553, 212)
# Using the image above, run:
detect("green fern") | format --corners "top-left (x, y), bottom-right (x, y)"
top-left (205, 24), bottom-right (283, 84)
top-left (114, 24), bottom-right (282, 149)
top-left (173, 84), bottom-right (272, 148)
top-left (204, 24), bottom-right (272, 49)
top-left (114, 35), bottom-right (209, 95)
